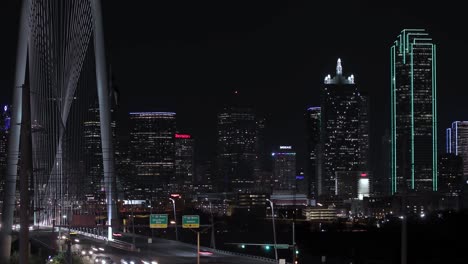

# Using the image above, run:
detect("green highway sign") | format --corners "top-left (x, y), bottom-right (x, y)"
top-left (182, 215), bottom-right (200, 228)
top-left (275, 244), bottom-right (290, 249)
top-left (150, 214), bottom-right (168, 228)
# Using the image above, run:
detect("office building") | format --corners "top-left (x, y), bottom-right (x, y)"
top-left (272, 146), bottom-right (296, 191)
top-left (321, 58), bottom-right (361, 197)
top-left (306, 106), bottom-right (321, 198)
top-left (129, 112), bottom-right (176, 199)
top-left (390, 29), bottom-right (437, 194)
top-left (174, 133), bottom-right (194, 193)
top-left (0, 105), bottom-right (11, 198)
top-left (217, 107), bottom-right (257, 192)
top-left (447, 121), bottom-right (468, 182)
top-left (438, 153), bottom-right (462, 197)
top-left (82, 104), bottom-right (118, 200)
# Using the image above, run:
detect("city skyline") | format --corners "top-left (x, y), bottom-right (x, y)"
top-left (1, 2), bottom-right (467, 263)
top-left (1, 2), bottom-right (467, 175)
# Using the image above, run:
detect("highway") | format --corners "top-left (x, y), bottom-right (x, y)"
top-left (31, 229), bottom-right (276, 264)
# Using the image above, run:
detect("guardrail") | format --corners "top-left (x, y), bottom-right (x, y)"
top-left (205, 246), bottom-right (279, 263)
top-left (70, 229), bottom-right (139, 252)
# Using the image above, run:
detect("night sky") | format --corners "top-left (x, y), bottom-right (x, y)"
top-left (1, 1), bottom-right (467, 172)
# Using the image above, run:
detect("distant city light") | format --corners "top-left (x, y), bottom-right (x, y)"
top-left (175, 134), bottom-right (191, 139)
top-left (360, 173), bottom-right (367, 177)
top-left (307, 106), bottom-right (320, 111)
top-left (279, 146), bottom-right (292, 149)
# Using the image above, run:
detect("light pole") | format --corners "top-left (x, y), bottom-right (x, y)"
top-left (206, 199), bottom-right (216, 249)
top-left (266, 199), bottom-right (278, 262)
top-left (169, 198), bottom-right (178, 241)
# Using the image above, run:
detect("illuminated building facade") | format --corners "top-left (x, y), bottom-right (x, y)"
top-left (447, 121), bottom-right (468, 182)
top-left (272, 146), bottom-right (296, 191)
top-left (306, 107), bottom-right (321, 198)
top-left (83, 104), bottom-right (117, 199)
top-left (390, 29), bottom-right (437, 194)
top-left (321, 59), bottom-right (361, 197)
top-left (217, 107), bottom-right (257, 192)
top-left (129, 112), bottom-right (176, 198)
top-left (438, 153), bottom-right (462, 197)
top-left (174, 133), bottom-right (194, 193)
top-left (0, 105), bottom-right (11, 198)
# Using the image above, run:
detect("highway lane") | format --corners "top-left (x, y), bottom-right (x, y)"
top-left (31, 230), bottom-right (275, 264)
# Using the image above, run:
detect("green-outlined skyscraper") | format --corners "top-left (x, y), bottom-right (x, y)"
top-left (390, 29), bottom-right (437, 194)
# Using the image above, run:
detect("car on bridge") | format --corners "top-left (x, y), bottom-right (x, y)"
top-left (94, 255), bottom-right (115, 264)
top-left (199, 249), bottom-right (214, 257)
top-left (80, 248), bottom-right (94, 257)
top-left (120, 257), bottom-right (158, 264)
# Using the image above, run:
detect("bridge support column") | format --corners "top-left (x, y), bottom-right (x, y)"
top-left (0, 0), bottom-right (30, 262)
top-left (91, 0), bottom-right (117, 242)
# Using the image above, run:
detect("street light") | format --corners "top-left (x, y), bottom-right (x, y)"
top-left (206, 198), bottom-right (216, 249)
top-left (266, 199), bottom-right (278, 261)
top-left (169, 198), bottom-right (178, 241)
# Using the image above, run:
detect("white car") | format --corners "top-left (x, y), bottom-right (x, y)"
top-left (94, 255), bottom-right (115, 264)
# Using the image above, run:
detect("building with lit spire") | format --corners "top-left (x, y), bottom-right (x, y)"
top-left (320, 59), bottom-right (367, 198)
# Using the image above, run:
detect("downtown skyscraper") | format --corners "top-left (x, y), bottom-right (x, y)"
top-left (272, 146), bottom-right (297, 192)
top-left (129, 112), bottom-right (176, 199)
top-left (217, 107), bottom-right (258, 193)
top-left (306, 107), bottom-right (321, 198)
top-left (390, 29), bottom-right (437, 194)
top-left (83, 104), bottom-right (117, 199)
top-left (0, 105), bottom-right (11, 199)
top-left (320, 59), bottom-right (365, 197)
top-left (446, 121), bottom-right (468, 182)
top-left (174, 133), bottom-right (194, 193)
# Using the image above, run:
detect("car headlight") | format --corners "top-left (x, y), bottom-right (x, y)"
top-left (81, 250), bottom-right (86, 255)
top-left (130, 261), bottom-right (134, 264)
top-left (151, 261), bottom-right (158, 264)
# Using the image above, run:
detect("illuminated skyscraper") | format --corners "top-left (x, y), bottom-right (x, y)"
top-left (0, 105), bottom-right (11, 198)
top-left (438, 153), bottom-right (462, 197)
top-left (390, 29), bottom-right (437, 194)
top-left (321, 59), bottom-right (361, 197)
top-left (129, 112), bottom-right (176, 198)
top-left (306, 107), bottom-right (321, 198)
top-left (174, 133), bottom-right (194, 193)
top-left (83, 103), bottom-right (117, 199)
top-left (217, 107), bottom-right (257, 192)
top-left (272, 146), bottom-right (296, 191)
top-left (447, 121), bottom-right (468, 182)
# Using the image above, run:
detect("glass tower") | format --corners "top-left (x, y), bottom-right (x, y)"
top-left (129, 112), bottom-right (176, 198)
top-left (306, 107), bottom-right (321, 197)
top-left (390, 29), bottom-right (437, 194)
top-left (321, 59), bottom-right (361, 197)
top-left (217, 107), bottom-right (257, 193)
top-left (272, 146), bottom-right (296, 191)
top-left (447, 121), bottom-right (468, 182)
